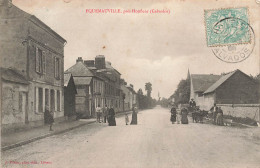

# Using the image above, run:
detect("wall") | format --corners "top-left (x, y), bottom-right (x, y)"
top-left (75, 85), bottom-right (90, 116)
top-left (0, 4), bottom-right (28, 77)
top-left (203, 93), bottom-right (216, 110)
top-left (218, 104), bottom-right (260, 122)
top-left (2, 81), bottom-right (28, 126)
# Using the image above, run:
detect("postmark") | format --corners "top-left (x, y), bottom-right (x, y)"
top-left (204, 7), bottom-right (255, 63)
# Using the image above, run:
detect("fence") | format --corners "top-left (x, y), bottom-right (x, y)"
top-left (217, 104), bottom-right (260, 122)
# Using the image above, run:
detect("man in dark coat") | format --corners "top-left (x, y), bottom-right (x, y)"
top-left (44, 105), bottom-right (54, 131)
top-left (170, 105), bottom-right (177, 124)
top-left (108, 107), bottom-right (116, 126)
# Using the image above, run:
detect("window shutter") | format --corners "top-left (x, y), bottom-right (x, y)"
top-left (54, 56), bottom-right (56, 78)
top-left (42, 51), bottom-right (46, 74)
top-left (35, 47), bottom-right (39, 72)
top-left (59, 58), bottom-right (61, 79)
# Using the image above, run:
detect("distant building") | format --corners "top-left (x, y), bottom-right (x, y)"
top-left (64, 73), bottom-right (77, 118)
top-left (65, 55), bottom-right (122, 118)
top-left (190, 69), bottom-right (259, 110)
top-left (0, 0), bottom-right (66, 132)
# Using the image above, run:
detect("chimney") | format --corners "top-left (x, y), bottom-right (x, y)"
top-left (95, 55), bottom-right (106, 69)
top-left (84, 60), bottom-right (95, 67)
top-left (76, 57), bottom-right (83, 63)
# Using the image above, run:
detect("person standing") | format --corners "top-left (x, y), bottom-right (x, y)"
top-left (130, 106), bottom-right (138, 125)
top-left (96, 104), bottom-right (102, 123)
top-left (181, 107), bottom-right (189, 124)
top-left (176, 104), bottom-right (182, 124)
top-left (210, 103), bottom-right (218, 124)
top-left (170, 105), bottom-right (177, 124)
top-left (216, 107), bottom-right (224, 126)
top-left (108, 106), bottom-right (116, 126)
top-left (103, 104), bottom-right (108, 123)
top-left (44, 105), bottom-right (54, 131)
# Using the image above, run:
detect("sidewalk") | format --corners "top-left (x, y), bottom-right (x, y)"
top-left (1, 118), bottom-right (96, 151)
top-left (1, 111), bottom-right (133, 151)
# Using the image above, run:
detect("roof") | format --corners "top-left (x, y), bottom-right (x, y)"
top-left (1, 68), bottom-right (29, 85)
top-left (73, 77), bottom-right (92, 85)
top-left (65, 62), bottom-right (94, 77)
top-left (64, 73), bottom-right (72, 87)
top-left (127, 86), bottom-right (136, 94)
top-left (204, 69), bottom-right (247, 94)
top-left (191, 74), bottom-right (221, 92)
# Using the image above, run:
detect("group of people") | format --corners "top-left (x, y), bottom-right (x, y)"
top-left (210, 103), bottom-right (224, 126)
top-left (170, 99), bottom-right (224, 126)
top-left (170, 104), bottom-right (189, 124)
top-left (96, 104), bottom-right (138, 126)
top-left (96, 105), bottom-right (116, 126)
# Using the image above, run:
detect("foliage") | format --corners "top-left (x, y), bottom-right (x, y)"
top-left (169, 78), bottom-right (190, 105)
top-left (137, 83), bottom-right (156, 109)
top-left (145, 82), bottom-right (152, 98)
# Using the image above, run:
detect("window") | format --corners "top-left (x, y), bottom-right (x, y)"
top-left (57, 90), bottom-right (60, 111)
top-left (54, 57), bottom-right (60, 79)
top-left (35, 48), bottom-right (46, 74)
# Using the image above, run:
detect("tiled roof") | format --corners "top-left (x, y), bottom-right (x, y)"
top-left (73, 77), bottom-right (92, 85)
top-left (204, 70), bottom-right (237, 94)
top-left (65, 62), bottom-right (94, 77)
top-left (0, 68), bottom-right (29, 85)
top-left (64, 73), bottom-right (72, 87)
top-left (191, 74), bottom-right (221, 92)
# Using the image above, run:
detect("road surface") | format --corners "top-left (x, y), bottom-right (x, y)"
top-left (2, 106), bottom-right (260, 168)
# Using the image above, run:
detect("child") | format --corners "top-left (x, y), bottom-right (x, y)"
top-left (125, 112), bottom-right (129, 125)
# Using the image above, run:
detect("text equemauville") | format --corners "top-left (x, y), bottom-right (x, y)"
top-left (86, 9), bottom-right (170, 14)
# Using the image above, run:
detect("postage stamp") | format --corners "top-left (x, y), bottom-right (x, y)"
top-left (204, 7), bottom-right (251, 47)
top-left (204, 7), bottom-right (255, 63)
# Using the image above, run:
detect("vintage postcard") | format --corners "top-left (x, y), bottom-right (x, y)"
top-left (0, 0), bottom-right (260, 167)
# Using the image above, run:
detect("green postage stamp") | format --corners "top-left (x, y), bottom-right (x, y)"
top-left (204, 7), bottom-right (251, 47)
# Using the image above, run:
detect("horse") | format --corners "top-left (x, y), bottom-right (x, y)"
top-left (192, 110), bottom-right (208, 123)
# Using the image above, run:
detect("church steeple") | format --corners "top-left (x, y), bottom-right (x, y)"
top-left (187, 68), bottom-right (190, 80)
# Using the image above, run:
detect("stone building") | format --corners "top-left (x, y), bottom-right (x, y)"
top-left (190, 69), bottom-right (259, 110)
top-left (0, 0), bottom-right (66, 132)
top-left (84, 55), bottom-right (122, 112)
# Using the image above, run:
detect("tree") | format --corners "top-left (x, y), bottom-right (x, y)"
top-left (137, 88), bottom-right (143, 95)
top-left (170, 78), bottom-right (190, 105)
top-left (145, 82), bottom-right (152, 98)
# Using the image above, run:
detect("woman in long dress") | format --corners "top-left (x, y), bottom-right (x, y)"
top-left (181, 107), bottom-right (189, 124)
top-left (108, 107), bottom-right (116, 126)
top-left (170, 106), bottom-right (177, 124)
top-left (216, 107), bottom-right (224, 126)
top-left (130, 106), bottom-right (138, 125)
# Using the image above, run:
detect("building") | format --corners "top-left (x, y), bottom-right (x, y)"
top-left (64, 73), bottom-right (77, 118)
top-left (190, 69), bottom-right (259, 110)
top-left (120, 80), bottom-right (137, 111)
top-left (0, 0), bottom-right (67, 132)
top-left (84, 55), bottom-right (122, 113)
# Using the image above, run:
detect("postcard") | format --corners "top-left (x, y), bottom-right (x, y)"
top-left (1, 0), bottom-right (260, 167)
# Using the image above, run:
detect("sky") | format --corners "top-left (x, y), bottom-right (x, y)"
top-left (13, 0), bottom-right (259, 99)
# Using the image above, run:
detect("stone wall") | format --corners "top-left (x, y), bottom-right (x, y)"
top-left (217, 104), bottom-right (260, 122)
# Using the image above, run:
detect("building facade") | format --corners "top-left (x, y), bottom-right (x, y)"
top-left (190, 69), bottom-right (259, 110)
top-left (1, 0), bottom-right (66, 132)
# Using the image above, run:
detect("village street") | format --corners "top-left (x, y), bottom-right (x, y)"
top-left (1, 106), bottom-right (260, 168)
